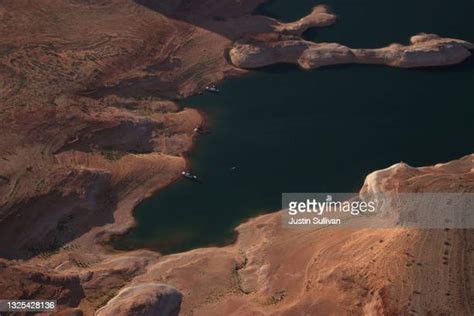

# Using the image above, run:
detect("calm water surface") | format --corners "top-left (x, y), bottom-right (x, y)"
top-left (115, 0), bottom-right (474, 254)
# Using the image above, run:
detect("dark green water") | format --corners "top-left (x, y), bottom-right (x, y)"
top-left (115, 0), bottom-right (474, 254)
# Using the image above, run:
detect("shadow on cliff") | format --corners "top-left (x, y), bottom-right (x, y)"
top-left (79, 0), bottom-right (270, 100)
top-left (133, 0), bottom-right (268, 39)
top-left (0, 183), bottom-right (118, 261)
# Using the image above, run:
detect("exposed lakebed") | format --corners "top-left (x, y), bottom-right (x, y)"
top-left (114, 0), bottom-right (474, 254)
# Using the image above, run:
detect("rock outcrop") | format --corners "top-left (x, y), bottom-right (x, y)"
top-left (96, 283), bottom-right (182, 316)
top-left (230, 33), bottom-right (474, 69)
top-left (275, 5), bottom-right (337, 35)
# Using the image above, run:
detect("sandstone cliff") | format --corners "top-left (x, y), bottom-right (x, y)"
top-left (230, 33), bottom-right (474, 69)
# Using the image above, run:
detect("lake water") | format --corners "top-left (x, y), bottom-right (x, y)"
top-left (114, 0), bottom-right (474, 254)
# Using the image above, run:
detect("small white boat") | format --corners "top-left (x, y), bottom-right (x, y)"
top-left (205, 84), bottom-right (220, 93)
top-left (193, 126), bottom-right (204, 134)
top-left (182, 171), bottom-right (199, 181)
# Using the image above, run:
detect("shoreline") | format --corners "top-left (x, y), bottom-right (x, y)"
top-left (99, 154), bottom-right (474, 315)
top-left (75, 9), bottom-right (474, 258)
top-left (98, 106), bottom-right (208, 252)
top-left (107, 105), bottom-right (210, 253)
